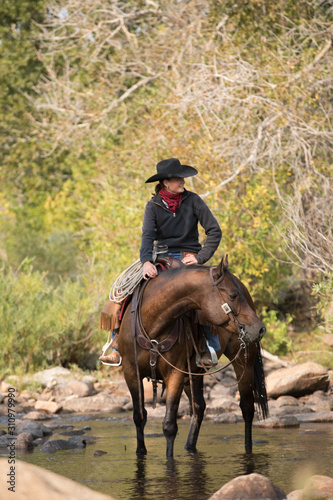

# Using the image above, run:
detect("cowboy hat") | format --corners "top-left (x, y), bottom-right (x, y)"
top-left (145, 158), bottom-right (198, 183)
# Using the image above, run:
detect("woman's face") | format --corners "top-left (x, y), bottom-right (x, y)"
top-left (163, 177), bottom-right (185, 194)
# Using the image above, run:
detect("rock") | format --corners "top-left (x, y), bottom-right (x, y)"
top-left (108, 379), bottom-right (131, 397)
top-left (208, 473), bottom-right (286, 499)
top-left (322, 334), bottom-right (333, 348)
top-left (266, 362), bottom-right (329, 398)
top-left (291, 412), bottom-right (333, 423)
top-left (31, 367), bottom-right (73, 387)
top-left (35, 400), bottom-right (62, 414)
top-left (253, 416), bottom-right (300, 428)
top-left (306, 391), bottom-right (333, 412)
top-left (15, 432), bottom-right (34, 450)
top-left (0, 458), bottom-right (115, 500)
top-left (213, 412), bottom-right (238, 424)
top-left (209, 380), bottom-right (238, 398)
top-left (61, 391), bottom-right (128, 413)
top-left (275, 396), bottom-right (300, 407)
top-left (67, 380), bottom-right (95, 398)
top-left (272, 406), bottom-right (314, 417)
top-left (16, 421), bottom-right (53, 439)
top-left (287, 490), bottom-right (302, 500)
top-left (23, 411), bottom-right (53, 421)
top-left (59, 429), bottom-right (85, 436)
top-left (0, 381), bottom-right (16, 393)
top-left (43, 422), bottom-right (74, 430)
top-left (207, 397), bottom-right (240, 413)
top-left (94, 450), bottom-right (108, 456)
top-left (0, 434), bottom-right (11, 447)
top-left (302, 475), bottom-right (333, 500)
top-left (41, 436), bottom-right (87, 453)
top-left (146, 404), bottom-right (167, 418)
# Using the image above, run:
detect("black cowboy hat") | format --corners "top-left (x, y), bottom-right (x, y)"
top-left (145, 158), bottom-right (198, 183)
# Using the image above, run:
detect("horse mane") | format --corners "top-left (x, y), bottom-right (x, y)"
top-left (158, 261), bottom-right (232, 280)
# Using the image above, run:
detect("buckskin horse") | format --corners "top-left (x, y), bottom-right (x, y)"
top-left (117, 256), bottom-right (268, 458)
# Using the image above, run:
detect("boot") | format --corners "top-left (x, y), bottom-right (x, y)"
top-left (99, 350), bottom-right (121, 365)
top-left (99, 329), bottom-right (121, 366)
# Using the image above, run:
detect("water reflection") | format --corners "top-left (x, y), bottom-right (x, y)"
top-left (134, 457), bottom-right (146, 499)
top-left (238, 452), bottom-right (271, 477)
top-left (132, 452), bottom-right (211, 500)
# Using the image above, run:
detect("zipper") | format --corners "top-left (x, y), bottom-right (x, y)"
top-left (152, 191), bottom-right (190, 217)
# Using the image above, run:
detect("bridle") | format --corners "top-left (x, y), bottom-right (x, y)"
top-left (209, 267), bottom-right (248, 351)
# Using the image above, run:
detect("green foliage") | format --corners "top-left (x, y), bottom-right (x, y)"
top-left (312, 273), bottom-right (333, 335)
top-left (0, 0), bottom-right (331, 373)
top-left (0, 262), bottom-right (103, 376)
top-left (260, 308), bottom-right (293, 355)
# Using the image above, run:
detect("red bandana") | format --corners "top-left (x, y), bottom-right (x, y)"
top-left (159, 188), bottom-right (182, 213)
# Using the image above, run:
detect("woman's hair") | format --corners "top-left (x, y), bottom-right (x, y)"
top-left (154, 181), bottom-right (165, 194)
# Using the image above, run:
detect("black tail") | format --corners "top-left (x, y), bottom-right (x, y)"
top-left (253, 342), bottom-right (269, 419)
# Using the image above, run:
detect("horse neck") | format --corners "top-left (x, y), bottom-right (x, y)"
top-left (142, 269), bottom-right (207, 333)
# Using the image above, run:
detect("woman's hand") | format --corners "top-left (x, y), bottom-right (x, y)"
top-left (182, 254), bottom-right (198, 265)
top-left (143, 261), bottom-right (158, 280)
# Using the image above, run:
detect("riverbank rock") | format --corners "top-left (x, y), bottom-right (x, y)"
top-left (31, 367), bottom-right (73, 387)
top-left (41, 436), bottom-right (87, 453)
top-left (287, 475), bottom-right (333, 500)
top-left (61, 391), bottom-right (127, 413)
top-left (16, 421), bottom-right (53, 439)
top-left (23, 411), bottom-right (53, 421)
top-left (266, 363), bottom-right (329, 398)
top-left (209, 473), bottom-right (286, 499)
top-left (0, 458), bottom-right (115, 500)
top-left (35, 400), bottom-right (62, 414)
top-left (253, 416), bottom-right (300, 428)
top-left (15, 432), bottom-right (34, 450)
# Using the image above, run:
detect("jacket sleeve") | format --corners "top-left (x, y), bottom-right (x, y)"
top-left (140, 202), bottom-right (157, 264)
top-left (194, 195), bottom-right (222, 264)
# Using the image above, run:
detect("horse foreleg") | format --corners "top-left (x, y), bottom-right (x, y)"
top-left (232, 345), bottom-right (257, 454)
top-left (163, 371), bottom-right (184, 459)
top-left (183, 375), bottom-right (206, 453)
top-left (124, 368), bottom-right (147, 455)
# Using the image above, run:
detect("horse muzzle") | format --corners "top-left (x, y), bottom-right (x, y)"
top-left (241, 322), bottom-right (266, 343)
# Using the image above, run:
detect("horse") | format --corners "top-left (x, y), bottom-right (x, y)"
top-left (117, 256), bottom-right (268, 458)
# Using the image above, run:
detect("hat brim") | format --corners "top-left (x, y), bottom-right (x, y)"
top-left (145, 165), bottom-right (198, 183)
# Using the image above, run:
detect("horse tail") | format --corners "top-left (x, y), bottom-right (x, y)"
top-left (253, 342), bottom-right (269, 419)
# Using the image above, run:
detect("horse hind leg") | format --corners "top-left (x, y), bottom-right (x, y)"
top-left (124, 367), bottom-right (147, 455)
top-left (183, 375), bottom-right (206, 453)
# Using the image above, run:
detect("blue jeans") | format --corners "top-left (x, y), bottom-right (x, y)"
top-left (168, 252), bottom-right (221, 352)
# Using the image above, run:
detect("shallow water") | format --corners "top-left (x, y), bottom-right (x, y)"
top-left (2, 414), bottom-right (333, 499)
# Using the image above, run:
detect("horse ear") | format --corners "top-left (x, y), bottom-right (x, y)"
top-left (212, 255), bottom-right (225, 281)
top-left (224, 254), bottom-right (229, 270)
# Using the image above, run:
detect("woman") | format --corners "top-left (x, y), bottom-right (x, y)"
top-left (100, 158), bottom-right (222, 366)
top-left (141, 158), bottom-right (222, 276)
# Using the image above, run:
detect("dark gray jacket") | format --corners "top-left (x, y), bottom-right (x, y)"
top-left (140, 189), bottom-right (222, 265)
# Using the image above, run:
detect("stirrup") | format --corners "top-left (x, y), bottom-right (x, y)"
top-left (100, 334), bottom-right (122, 367)
top-left (196, 342), bottom-right (218, 368)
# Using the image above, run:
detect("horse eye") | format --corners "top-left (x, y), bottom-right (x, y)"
top-left (229, 293), bottom-right (238, 301)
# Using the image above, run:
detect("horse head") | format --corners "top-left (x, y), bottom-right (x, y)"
top-left (202, 255), bottom-right (266, 344)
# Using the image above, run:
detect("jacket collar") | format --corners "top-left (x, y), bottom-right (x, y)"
top-left (153, 189), bottom-right (190, 205)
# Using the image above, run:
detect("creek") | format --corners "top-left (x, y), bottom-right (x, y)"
top-left (9, 413), bottom-right (333, 499)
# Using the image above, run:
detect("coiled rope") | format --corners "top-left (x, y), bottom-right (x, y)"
top-left (109, 259), bottom-right (143, 303)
